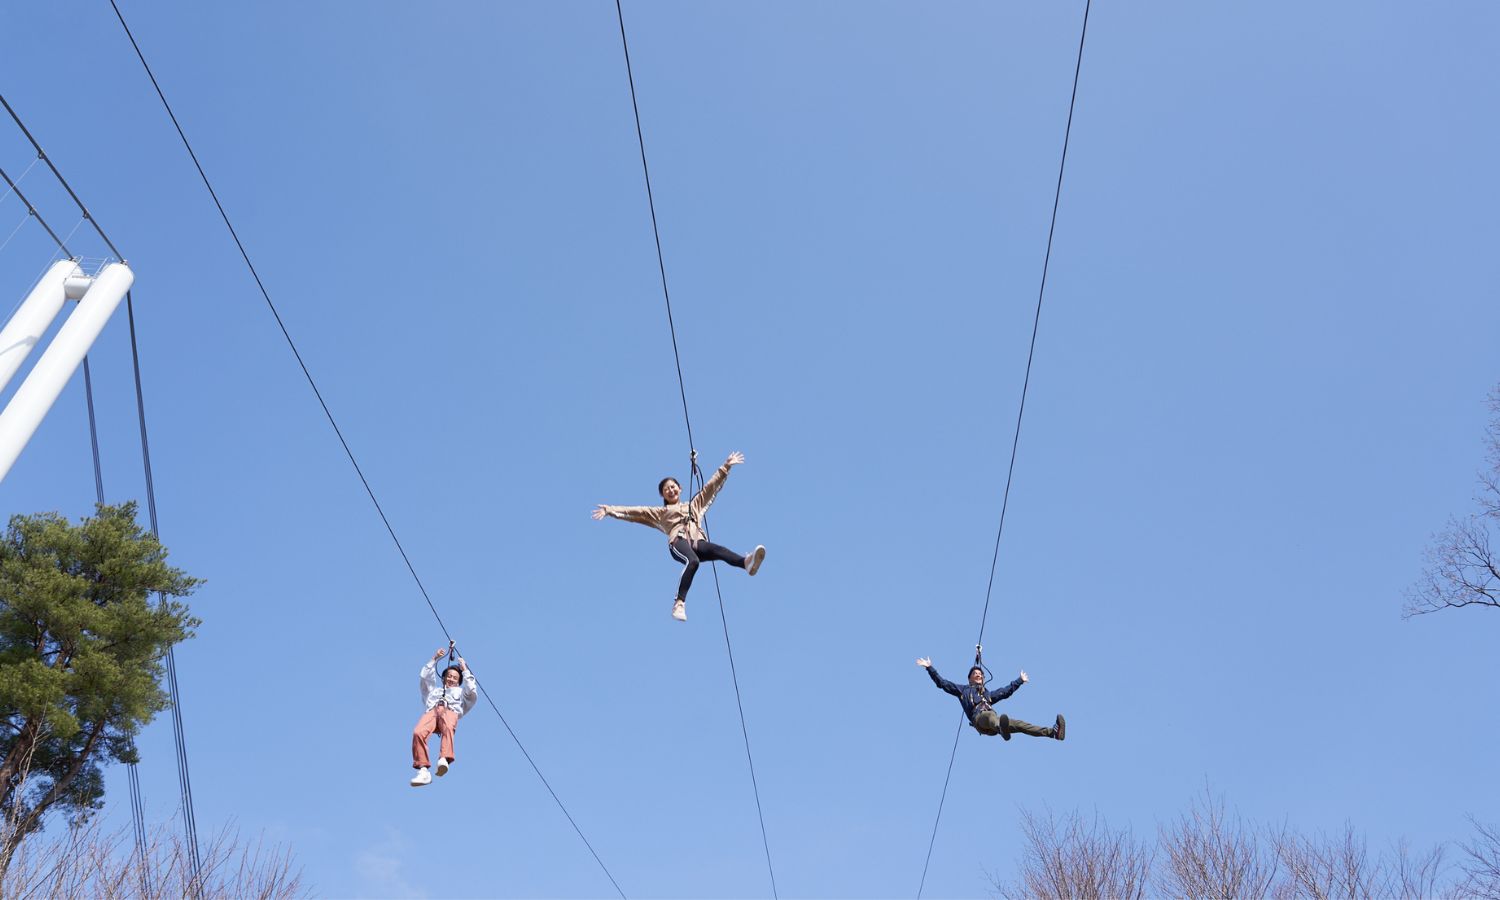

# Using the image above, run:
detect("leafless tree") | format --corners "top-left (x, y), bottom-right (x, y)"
top-left (991, 793), bottom-right (1486, 900)
top-left (1266, 824), bottom-right (1445, 899)
top-left (991, 808), bottom-right (1154, 900)
top-left (1157, 787), bottom-right (1278, 899)
top-left (0, 815), bottom-right (305, 899)
top-left (1407, 387), bottom-right (1500, 618)
top-left (1456, 817), bottom-right (1500, 899)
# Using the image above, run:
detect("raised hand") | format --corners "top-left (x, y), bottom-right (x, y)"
top-left (591, 505), bottom-right (608, 520)
top-left (432, 648), bottom-right (447, 661)
top-left (726, 451), bottom-right (745, 467)
top-left (1019, 669), bottom-right (1029, 683)
top-left (916, 657), bottom-right (932, 668)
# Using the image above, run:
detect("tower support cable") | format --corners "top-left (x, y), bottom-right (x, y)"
top-left (916, 2), bottom-right (1093, 896)
top-left (1, 88), bottom-right (204, 892)
top-left (83, 355), bottom-right (151, 884)
top-left (612, 2), bottom-right (778, 894)
top-left (0, 160), bottom-right (74, 257)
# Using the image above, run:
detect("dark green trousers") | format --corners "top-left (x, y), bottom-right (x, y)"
top-left (973, 710), bottom-right (1053, 739)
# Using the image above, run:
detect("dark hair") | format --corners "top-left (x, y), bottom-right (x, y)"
top-left (968, 666), bottom-right (985, 679)
top-left (658, 477), bottom-right (680, 503)
top-left (442, 665), bottom-right (463, 683)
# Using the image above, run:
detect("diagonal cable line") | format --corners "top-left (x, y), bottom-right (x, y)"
top-left (82, 353), bottom-right (152, 880)
top-left (123, 291), bottom-right (204, 891)
top-left (0, 159), bottom-right (74, 257)
top-left (612, 2), bottom-right (778, 895)
top-left (918, 2), bottom-right (1093, 896)
top-left (1, 88), bottom-right (205, 891)
top-left (456, 652), bottom-right (627, 900)
top-left (0, 156), bottom-right (42, 208)
top-left (0, 96), bottom-right (122, 260)
top-left (103, 3), bottom-right (625, 893)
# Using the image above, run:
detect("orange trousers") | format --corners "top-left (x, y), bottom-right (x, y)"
top-left (412, 706), bottom-right (458, 769)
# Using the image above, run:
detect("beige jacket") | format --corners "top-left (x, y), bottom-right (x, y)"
top-left (601, 463), bottom-right (731, 543)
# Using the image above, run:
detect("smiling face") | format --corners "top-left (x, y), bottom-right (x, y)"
top-left (659, 478), bottom-right (682, 504)
top-left (968, 667), bottom-right (985, 686)
top-left (443, 667), bottom-right (462, 688)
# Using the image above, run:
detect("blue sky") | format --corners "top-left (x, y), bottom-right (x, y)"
top-left (1, 2), bottom-right (1498, 897)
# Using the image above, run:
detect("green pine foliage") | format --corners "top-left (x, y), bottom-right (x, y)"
top-left (0, 502), bottom-right (199, 871)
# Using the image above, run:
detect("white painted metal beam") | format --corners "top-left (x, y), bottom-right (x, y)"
top-left (0, 260), bottom-right (79, 395)
top-left (0, 262), bottom-right (134, 483)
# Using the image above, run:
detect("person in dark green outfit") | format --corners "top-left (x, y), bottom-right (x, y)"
top-left (917, 656), bottom-right (1065, 741)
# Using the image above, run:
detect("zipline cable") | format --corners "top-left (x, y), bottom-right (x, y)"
top-left (101, 4), bottom-right (625, 894)
top-left (451, 647), bottom-right (627, 900)
top-left (0, 90), bottom-right (205, 891)
top-left (916, 2), bottom-right (1092, 896)
top-left (612, 2), bottom-right (778, 895)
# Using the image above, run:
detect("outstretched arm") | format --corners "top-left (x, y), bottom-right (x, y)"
top-left (593, 504), bottom-right (665, 528)
top-left (690, 452), bottom-right (743, 517)
top-left (918, 657), bottom-right (962, 697)
top-left (987, 671), bottom-right (1027, 703)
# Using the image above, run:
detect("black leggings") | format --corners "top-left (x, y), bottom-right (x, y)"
top-left (668, 538), bottom-right (745, 601)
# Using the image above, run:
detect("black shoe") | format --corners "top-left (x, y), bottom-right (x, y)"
top-left (1054, 714), bottom-right (1066, 741)
top-left (998, 714), bottom-right (1012, 741)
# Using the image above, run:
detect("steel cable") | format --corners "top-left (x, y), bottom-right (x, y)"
top-left (917, 2), bottom-right (1093, 895)
top-left (612, 2), bottom-right (778, 894)
top-left (102, 4), bottom-right (624, 893)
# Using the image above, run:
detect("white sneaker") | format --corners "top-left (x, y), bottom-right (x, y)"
top-left (745, 545), bottom-right (766, 576)
top-left (410, 767), bottom-right (432, 787)
top-left (671, 599), bottom-right (687, 622)
top-left (435, 758), bottom-right (451, 777)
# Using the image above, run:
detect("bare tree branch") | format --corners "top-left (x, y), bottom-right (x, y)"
top-left (1406, 385), bottom-right (1500, 618)
top-left (1158, 786), bottom-right (1277, 899)
top-left (992, 808), bottom-right (1154, 900)
top-left (1456, 816), bottom-right (1500, 899)
top-left (0, 816), bottom-right (305, 899)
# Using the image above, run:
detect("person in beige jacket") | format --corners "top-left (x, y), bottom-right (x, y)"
top-left (593, 450), bottom-right (766, 622)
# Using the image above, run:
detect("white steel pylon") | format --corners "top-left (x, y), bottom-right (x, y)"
top-left (0, 261), bottom-right (134, 482)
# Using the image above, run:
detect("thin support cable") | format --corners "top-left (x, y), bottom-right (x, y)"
top-left (0, 94), bottom-right (123, 259)
top-left (0, 212), bottom-right (32, 257)
top-left (0, 156), bottom-right (41, 207)
top-left (127, 764), bottom-right (149, 895)
top-left (456, 652), bottom-right (627, 900)
top-left (706, 544), bottom-right (779, 895)
top-left (975, 0), bottom-right (1092, 647)
top-left (916, 718), bottom-right (965, 898)
top-left (917, 1), bottom-right (1092, 893)
top-left (613, 0), bottom-right (695, 453)
top-left (124, 293), bottom-right (202, 894)
top-left (0, 162), bottom-right (73, 257)
top-left (83, 359), bottom-right (105, 502)
top-left (106, 8), bottom-right (623, 891)
top-left (84, 349), bottom-right (150, 877)
top-left (614, 4), bottom-right (778, 894)
top-left (163, 648), bottom-right (202, 893)
top-left (105, 0), bottom-right (454, 638)
top-left (52, 218), bottom-right (86, 264)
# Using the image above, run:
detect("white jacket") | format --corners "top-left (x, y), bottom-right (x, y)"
top-left (419, 659), bottom-right (478, 717)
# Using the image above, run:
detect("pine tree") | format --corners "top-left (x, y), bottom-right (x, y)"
top-left (0, 502), bottom-right (200, 874)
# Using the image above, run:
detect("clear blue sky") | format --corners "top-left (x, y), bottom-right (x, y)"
top-left (1, 2), bottom-right (1498, 897)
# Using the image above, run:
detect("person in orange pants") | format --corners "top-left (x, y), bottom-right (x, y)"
top-left (410, 647), bottom-right (478, 786)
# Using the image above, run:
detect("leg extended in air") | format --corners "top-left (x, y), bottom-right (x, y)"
top-left (668, 538), bottom-right (766, 621)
